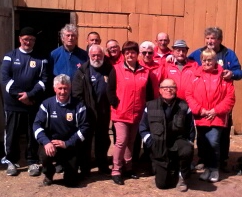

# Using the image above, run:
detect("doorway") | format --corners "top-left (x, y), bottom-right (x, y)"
top-left (15, 9), bottom-right (70, 58)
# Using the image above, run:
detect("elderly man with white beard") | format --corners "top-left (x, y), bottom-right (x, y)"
top-left (72, 45), bottom-right (113, 177)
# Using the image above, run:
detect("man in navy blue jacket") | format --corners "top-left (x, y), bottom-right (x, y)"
top-left (50, 24), bottom-right (88, 80)
top-left (33, 74), bottom-right (89, 187)
top-left (1, 27), bottom-right (48, 177)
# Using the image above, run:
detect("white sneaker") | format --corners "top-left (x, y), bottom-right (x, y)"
top-left (209, 169), bottom-right (219, 182)
top-left (199, 168), bottom-right (210, 181)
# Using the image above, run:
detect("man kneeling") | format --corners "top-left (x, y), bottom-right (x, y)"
top-left (33, 74), bottom-right (89, 187)
top-left (139, 79), bottom-right (194, 192)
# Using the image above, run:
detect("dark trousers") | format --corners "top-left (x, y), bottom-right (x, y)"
top-left (197, 126), bottom-right (222, 169)
top-left (3, 111), bottom-right (39, 165)
top-left (220, 115), bottom-right (232, 163)
top-left (79, 112), bottom-right (111, 172)
top-left (39, 145), bottom-right (78, 183)
top-left (153, 139), bottom-right (193, 189)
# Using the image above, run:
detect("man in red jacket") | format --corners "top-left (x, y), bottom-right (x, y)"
top-left (164, 40), bottom-right (198, 100)
top-left (153, 32), bottom-right (172, 64)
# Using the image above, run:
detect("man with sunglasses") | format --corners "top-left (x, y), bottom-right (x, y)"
top-left (1, 27), bottom-right (48, 176)
top-left (139, 78), bottom-right (194, 192)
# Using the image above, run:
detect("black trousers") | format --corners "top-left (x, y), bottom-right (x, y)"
top-left (3, 111), bottom-right (39, 165)
top-left (152, 139), bottom-right (194, 189)
top-left (39, 145), bottom-right (78, 183)
top-left (79, 112), bottom-right (111, 172)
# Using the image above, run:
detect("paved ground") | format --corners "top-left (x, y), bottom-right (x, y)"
top-left (0, 135), bottom-right (242, 197)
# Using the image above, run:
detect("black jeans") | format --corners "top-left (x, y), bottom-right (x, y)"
top-left (39, 145), bottom-right (78, 183)
top-left (153, 139), bottom-right (193, 189)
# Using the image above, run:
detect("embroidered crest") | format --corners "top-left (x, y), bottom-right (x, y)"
top-left (217, 59), bottom-right (224, 67)
top-left (66, 113), bottom-right (73, 121)
top-left (30, 61), bottom-right (36, 68)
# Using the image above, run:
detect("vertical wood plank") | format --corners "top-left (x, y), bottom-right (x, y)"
top-left (138, 14), bottom-right (154, 43)
top-left (189, 0), bottom-right (206, 51)
top-left (40, 0), bottom-right (58, 8)
top-left (174, 17), bottom-right (184, 41)
top-left (173, 0), bottom-right (185, 16)
top-left (75, 0), bottom-right (82, 10)
top-left (95, 0), bottom-right (109, 12)
top-left (80, 0), bottom-right (95, 11)
top-left (135, 0), bottom-right (149, 14)
top-left (23, 0), bottom-right (41, 7)
top-left (233, 0), bottom-right (242, 133)
top-left (128, 13), bottom-right (140, 42)
top-left (215, 0), bottom-right (227, 31)
top-left (161, 0), bottom-right (173, 15)
top-left (148, 0), bottom-right (162, 15)
top-left (223, 0), bottom-right (237, 49)
top-left (109, 0), bottom-right (122, 12)
top-left (183, 0), bottom-right (195, 52)
top-left (121, 0), bottom-right (135, 13)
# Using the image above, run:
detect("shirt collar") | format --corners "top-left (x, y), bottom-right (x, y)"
top-left (56, 96), bottom-right (71, 106)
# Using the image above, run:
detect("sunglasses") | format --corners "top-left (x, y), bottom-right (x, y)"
top-left (141, 51), bottom-right (153, 56)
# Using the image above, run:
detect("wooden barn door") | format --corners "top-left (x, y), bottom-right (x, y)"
top-left (75, 12), bottom-right (130, 49)
top-left (0, 6), bottom-right (12, 156)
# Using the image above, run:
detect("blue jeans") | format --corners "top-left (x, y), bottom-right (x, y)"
top-left (197, 126), bottom-right (222, 169)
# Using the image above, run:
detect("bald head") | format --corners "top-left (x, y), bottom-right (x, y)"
top-left (155, 32), bottom-right (170, 51)
top-left (159, 79), bottom-right (177, 102)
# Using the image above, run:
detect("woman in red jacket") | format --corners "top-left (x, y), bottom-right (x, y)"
top-left (107, 41), bottom-right (150, 185)
top-left (186, 49), bottom-right (235, 182)
top-left (139, 41), bottom-right (166, 99)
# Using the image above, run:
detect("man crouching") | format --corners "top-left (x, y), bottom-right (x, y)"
top-left (33, 74), bottom-right (89, 187)
top-left (139, 79), bottom-right (194, 192)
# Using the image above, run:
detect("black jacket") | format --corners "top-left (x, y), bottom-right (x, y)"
top-left (72, 59), bottom-right (112, 123)
top-left (139, 97), bottom-right (194, 167)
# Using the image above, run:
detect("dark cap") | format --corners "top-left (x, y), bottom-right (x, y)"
top-left (19, 27), bottom-right (37, 37)
top-left (172, 39), bottom-right (189, 49)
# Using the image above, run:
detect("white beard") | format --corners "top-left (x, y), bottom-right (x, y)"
top-left (90, 59), bottom-right (104, 68)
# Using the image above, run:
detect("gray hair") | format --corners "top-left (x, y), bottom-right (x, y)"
top-left (53, 74), bottom-right (71, 87)
top-left (139, 41), bottom-right (155, 51)
top-left (60, 24), bottom-right (78, 39)
top-left (204, 27), bottom-right (223, 40)
top-left (89, 44), bottom-right (105, 55)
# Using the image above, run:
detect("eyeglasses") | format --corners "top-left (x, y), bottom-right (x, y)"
top-left (107, 45), bottom-right (119, 51)
top-left (202, 59), bottom-right (214, 63)
top-left (159, 86), bottom-right (177, 91)
top-left (141, 51), bottom-right (153, 56)
top-left (21, 38), bottom-right (36, 43)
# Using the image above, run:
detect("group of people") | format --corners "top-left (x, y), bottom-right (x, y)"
top-left (1, 24), bottom-right (241, 191)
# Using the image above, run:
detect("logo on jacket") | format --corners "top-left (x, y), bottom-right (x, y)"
top-left (50, 111), bottom-right (57, 118)
top-left (14, 58), bottom-right (21, 65)
top-left (169, 70), bottom-right (177, 74)
top-left (66, 113), bottom-right (73, 121)
top-left (30, 61), bottom-right (36, 68)
top-left (217, 59), bottom-right (224, 67)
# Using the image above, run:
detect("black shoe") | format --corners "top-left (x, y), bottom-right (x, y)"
top-left (43, 176), bottom-right (53, 186)
top-left (123, 171), bottom-right (139, 179)
top-left (112, 175), bottom-right (124, 185)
